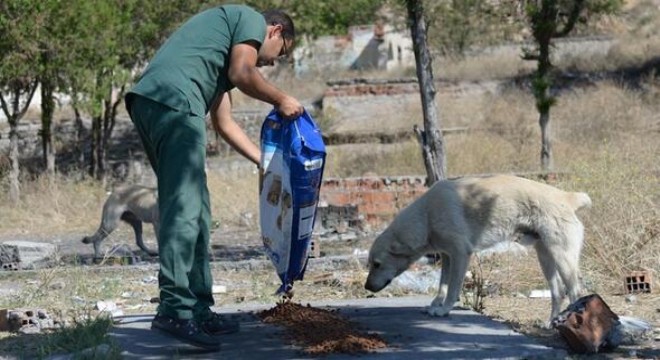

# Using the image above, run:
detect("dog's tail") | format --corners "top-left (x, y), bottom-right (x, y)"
top-left (567, 192), bottom-right (592, 211)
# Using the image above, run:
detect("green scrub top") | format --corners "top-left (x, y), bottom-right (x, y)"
top-left (129, 5), bottom-right (266, 116)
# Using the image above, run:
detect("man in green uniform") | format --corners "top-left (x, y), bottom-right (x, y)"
top-left (125, 5), bottom-right (301, 350)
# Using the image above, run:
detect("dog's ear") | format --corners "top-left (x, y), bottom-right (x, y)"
top-left (388, 227), bottom-right (428, 257)
top-left (389, 241), bottom-right (412, 256)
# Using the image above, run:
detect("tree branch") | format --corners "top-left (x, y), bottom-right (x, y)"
top-left (109, 84), bottom-right (126, 137)
top-left (554, 0), bottom-right (585, 37)
top-left (17, 80), bottom-right (39, 120)
top-left (522, 52), bottom-right (540, 61)
top-left (0, 93), bottom-right (10, 121)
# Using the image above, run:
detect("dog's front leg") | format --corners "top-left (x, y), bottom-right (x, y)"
top-left (428, 249), bottom-right (470, 317)
top-left (430, 253), bottom-right (450, 309)
top-left (534, 242), bottom-right (569, 327)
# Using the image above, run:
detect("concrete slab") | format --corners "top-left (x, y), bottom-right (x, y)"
top-left (110, 296), bottom-right (565, 360)
top-left (0, 240), bottom-right (58, 270)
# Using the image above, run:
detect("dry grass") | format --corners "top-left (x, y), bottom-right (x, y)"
top-left (0, 167), bottom-right (260, 237)
top-left (207, 167), bottom-right (260, 229)
top-left (0, 176), bottom-right (107, 235)
top-left (438, 52), bottom-right (535, 81)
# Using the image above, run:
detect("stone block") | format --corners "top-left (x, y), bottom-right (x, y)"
top-left (316, 205), bottom-right (362, 234)
top-left (0, 241), bottom-right (58, 271)
top-left (309, 239), bottom-right (321, 258)
top-left (0, 309), bottom-right (8, 331)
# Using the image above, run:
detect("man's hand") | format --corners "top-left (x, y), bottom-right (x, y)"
top-left (277, 95), bottom-right (303, 119)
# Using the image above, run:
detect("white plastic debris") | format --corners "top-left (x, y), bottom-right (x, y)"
top-left (529, 289), bottom-right (552, 298)
top-left (391, 270), bottom-right (440, 293)
top-left (95, 300), bottom-right (124, 318)
top-left (352, 249), bottom-right (368, 257)
top-left (141, 276), bottom-right (158, 284)
top-left (71, 296), bottom-right (87, 305)
top-left (608, 316), bottom-right (654, 346)
top-left (212, 285), bottom-right (227, 294)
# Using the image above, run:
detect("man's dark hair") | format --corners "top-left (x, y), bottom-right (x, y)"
top-left (262, 9), bottom-right (295, 40)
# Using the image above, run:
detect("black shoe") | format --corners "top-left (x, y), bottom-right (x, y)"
top-left (199, 312), bottom-right (240, 335)
top-left (151, 313), bottom-right (220, 351)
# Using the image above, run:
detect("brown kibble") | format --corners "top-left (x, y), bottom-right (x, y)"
top-left (257, 301), bottom-right (388, 355)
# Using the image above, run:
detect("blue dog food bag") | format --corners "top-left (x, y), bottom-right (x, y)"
top-left (259, 109), bottom-right (326, 294)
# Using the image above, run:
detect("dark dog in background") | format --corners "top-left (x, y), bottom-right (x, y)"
top-left (82, 185), bottom-right (159, 258)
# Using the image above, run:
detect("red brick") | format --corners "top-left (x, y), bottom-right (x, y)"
top-left (321, 192), bottom-right (352, 206)
top-left (624, 270), bottom-right (652, 294)
top-left (359, 191), bottom-right (397, 216)
top-left (360, 202), bottom-right (396, 216)
top-left (321, 179), bottom-right (342, 190)
top-left (320, 176), bottom-right (429, 229)
top-left (359, 178), bottom-right (384, 191)
top-left (395, 191), bottom-right (421, 209)
top-left (342, 178), bottom-right (360, 189)
top-left (361, 191), bottom-right (396, 205)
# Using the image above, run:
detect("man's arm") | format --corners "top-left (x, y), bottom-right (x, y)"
top-left (228, 42), bottom-right (302, 118)
top-left (210, 92), bottom-right (260, 166)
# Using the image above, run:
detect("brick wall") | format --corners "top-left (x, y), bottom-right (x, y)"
top-left (319, 175), bottom-right (427, 231)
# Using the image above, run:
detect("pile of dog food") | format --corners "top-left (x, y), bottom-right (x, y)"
top-left (257, 301), bottom-right (388, 355)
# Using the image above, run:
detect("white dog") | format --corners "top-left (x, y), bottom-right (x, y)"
top-left (82, 185), bottom-right (159, 258)
top-left (365, 175), bottom-right (591, 324)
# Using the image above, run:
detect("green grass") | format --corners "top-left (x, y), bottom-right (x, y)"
top-left (0, 315), bottom-right (121, 360)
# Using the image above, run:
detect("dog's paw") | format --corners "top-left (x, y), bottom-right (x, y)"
top-left (431, 296), bottom-right (445, 308)
top-left (427, 305), bottom-right (450, 317)
top-left (543, 319), bottom-right (555, 330)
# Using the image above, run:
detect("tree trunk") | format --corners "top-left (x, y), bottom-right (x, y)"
top-left (1, 83), bottom-right (38, 202)
top-left (525, 0), bottom-right (587, 172)
top-left (73, 106), bottom-right (86, 178)
top-left (41, 80), bottom-right (56, 175)
top-left (90, 115), bottom-right (100, 179)
top-left (98, 85), bottom-right (125, 183)
top-left (537, 40), bottom-right (553, 171)
top-left (8, 124), bottom-right (20, 203)
top-left (539, 109), bottom-right (553, 170)
top-left (98, 98), bottom-right (111, 183)
top-left (406, 0), bottom-right (446, 185)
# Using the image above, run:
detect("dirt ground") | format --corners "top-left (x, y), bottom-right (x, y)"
top-left (0, 221), bottom-right (657, 359)
top-left (77, 227), bottom-right (660, 358)
top-left (219, 230), bottom-right (660, 359)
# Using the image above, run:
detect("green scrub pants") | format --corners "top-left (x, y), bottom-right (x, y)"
top-left (126, 94), bottom-right (213, 321)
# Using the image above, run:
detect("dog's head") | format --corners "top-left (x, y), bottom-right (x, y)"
top-left (364, 227), bottom-right (425, 292)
